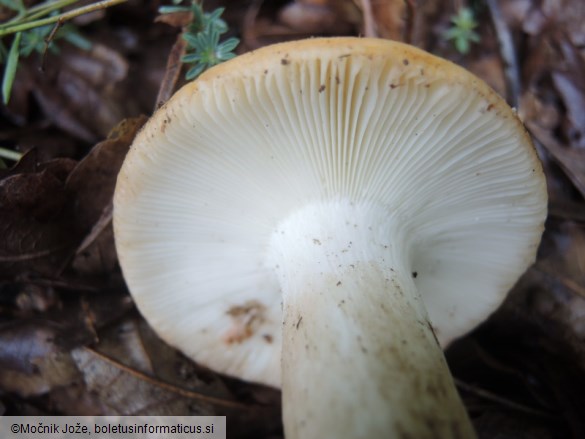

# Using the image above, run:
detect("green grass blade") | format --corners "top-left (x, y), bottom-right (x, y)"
top-left (2, 32), bottom-right (22, 105)
top-left (0, 146), bottom-right (23, 161)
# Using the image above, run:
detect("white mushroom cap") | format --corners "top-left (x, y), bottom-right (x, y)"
top-left (113, 38), bottom-right (547, 389)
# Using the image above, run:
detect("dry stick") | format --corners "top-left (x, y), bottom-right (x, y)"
top-left (74, 202), bottom-right (114, 257)
top-left (40, 18), bottom-right (63, 72)
top-left (20, 277), bottom-right (101, 292)
top-left (403, 0), bottom-right (417, 44)
top-left (0, 245), bottom-right (69, 262)
top-left (80, 297), bottom-right (100, 344)
top-left (155, 33), bottom-right (188, 110)
top-left (549, 200), bottom-right (585, 222)
top-left (485, 0), bottom-right (521, 107)
top-left (534, 265), bottom-right (585, 299)
top-left (55, 202), bottom-right (113, 277)
top-left (242, 0), bottom-right (264, 50)
top-left (359, 0), bottom-right (377, 38)
top-left (454, 378), bottom-right (558, 419)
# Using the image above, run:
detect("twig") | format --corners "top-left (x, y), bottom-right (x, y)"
top-left (19, 277), bottom-right (101, 292)
top-left (74, 202), bottom-right (113, 257)
top-left (0, 245), bottom-right (68, 262)
top-left (155, 33), bottom-right (188, 109)
top-left (485, 0), bottom-right (520, 107)
top-left (40, 19), bottom-right (64, 72)
top-left (80, 297), bottom-right (100, 344)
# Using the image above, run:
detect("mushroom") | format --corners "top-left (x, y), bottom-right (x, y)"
top-left (113, 38), bottom-right (547, 438)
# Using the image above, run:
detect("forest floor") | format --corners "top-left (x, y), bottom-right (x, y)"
top-left (1, 1), bottom-right (584, 438)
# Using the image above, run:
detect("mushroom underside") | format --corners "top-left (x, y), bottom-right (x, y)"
top-left (114, 38), bottom-right (547, 439)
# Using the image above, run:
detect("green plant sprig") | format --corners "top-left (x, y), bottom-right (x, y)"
top-left (0, 0), bottom-right (126, 105)
top-left (160, 1), bottom-right (239, 80)
top-left (445, 7), bottom-right (480, 55)
top-left (0, 0), bottom-right (126, 36)
top-left (1, 0), bottom-right (79, 29)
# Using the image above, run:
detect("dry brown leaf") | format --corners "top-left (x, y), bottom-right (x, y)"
top-left (64, 116), bottom-right (146, 276)
top-left (2, 3), bottom-right (585, 439)
top-left (66, 116), bottom-right (146, 230)
top-left (550, 39), bottom-right (585, 148)
top-left (94, 318), bottom-right (236, 403)
top-left (155, 11), bottom-right (193, 28)
top-left (0, 321), bottom-right (81, 397)
top-left (44, 318), bottom-right (282, 436)
top-left (0, 321), bottom-right (62, 373)
top-left (26, 43), bottom-right (137, 142)
top-left (528, 121), bottom-right (585, 199)
top-left (467, 55), bottom-right (507, 98)
top-left (70, 203), bottom-right (116, 276)
top-left (502, 272), bottom-right (585, 438)
top-left (536, 221), bottom-right (585, 299)
top-left (548, 200), bottom-right (585, 222)
top-left (64, 44), bottom-right (128, 89)
top-left (367, 0), bottom-right (407, 40)
top-left (522, 0), bottom-right (585, 46)
top-left (520, 91), bottom-right (560, 132)
top-left (246, 0), bottom-right (358, 50)
top-left (278, 2), bottom-right (340, 34)
top-left (446, 271), bottom-right (585, 437)
top-left (70, 347), bottom-right (244, 414)
top-left (0, 352), bottom-right (81, 398)
top-left (0, 158), bottom-right (78, 278)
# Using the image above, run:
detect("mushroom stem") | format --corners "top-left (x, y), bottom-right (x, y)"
top-left (271, 201), bottom-right (477, 439)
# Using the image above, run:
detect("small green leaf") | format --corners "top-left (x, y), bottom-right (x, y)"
top-left (444, 27), bottom-right (462, 40)
top-left (469, 33), bottom-right (481, 43)
top-left (455, 37), bottom-right (470, 54)
top-left (445, 7), bottom-right (480, 55)
top-left (456, 8), bottom-right (476, 29)
top-left (19, 24), bottom-right (52, 56)
top-left (207, 17), bottom-right (227, 34)
top-left (158, 5), bottom-right (190, 14)
top-left (220, 51), bottom-right (236, 61)
top-left (206, 8), bottom-right (224, 22)
top-left (185, 63), bottom-right (206, 80)
top-left (2, 32), bottom-right (21, 105)
top-left (181, 52), bottom-right (201, 63)
top-left (218, 37), bottom-right (239, 53)
top-left (182, 32), bottom-right (200, 48)
top-left (191, 3), bottom-right (205, 29)
top-left (177, 3), bottom-right (238, 80)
